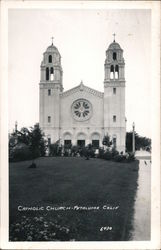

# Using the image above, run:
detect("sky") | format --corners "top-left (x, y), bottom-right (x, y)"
top-left (8, 8), bottom-right (151, 138)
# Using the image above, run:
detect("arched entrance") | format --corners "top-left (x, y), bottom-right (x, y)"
top-left (63, 132), bottom-right (72, 147)
top-left (77, 133), bottom-right (86, 147)
top-left (91, 132), bottom-right (100, 148)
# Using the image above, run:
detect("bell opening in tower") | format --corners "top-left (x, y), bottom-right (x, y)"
top-left (113, 52), bottom-right (117, 60)
top-left (50, 67), bottom-right (54, 81)
top-left (48, 55), bottom-right (52, 63)
top-left (46, 67), bottom-right (49, 80)
top-left (110, 65), bottom-right (114, 79)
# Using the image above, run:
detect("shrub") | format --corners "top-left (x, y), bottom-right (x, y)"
top-left (49, 143), bottom-right (61, 156)
top-left (98, 148), bottom-right (105, 159)
top-left (89, 148), bottom-right (95, 158)
top-left (103, 150), bottom-right (112, 160)
top-left (126, 152), bottom-right (135, 162)
top-left (64, 150), bottom-right (69, 157)
top-left (10, 146), bottom-right (32, 162)
top-left (71, 145), bottom-right (79, 156)
top-left (113, 154), bottom-right (126, 162)
top-left (80, 147), bottom-right (87, 157)
top-left (111, 147), bottom-right (119, 157)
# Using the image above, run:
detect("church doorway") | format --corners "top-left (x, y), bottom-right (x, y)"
top-left (92, 140), bottom-right (99, 149)
top-left (77, 133), bottom-right (86, 147)
top-left (63, 132), bottom-right (72, 147)
top-left (64, 140), bottom-right (72, 147)
top-left (91, 133), bottom-right (100, 149)
top-left (77, 140), bottom-right (85, 148)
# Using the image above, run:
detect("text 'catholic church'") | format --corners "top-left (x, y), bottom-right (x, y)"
top-left (39, 37), bottom-right (126, 152)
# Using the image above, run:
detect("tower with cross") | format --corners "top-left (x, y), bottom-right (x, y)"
top-left (103, 36), bottom-right (126, 152)
top-left (39, 39), bottom-right (63, 142)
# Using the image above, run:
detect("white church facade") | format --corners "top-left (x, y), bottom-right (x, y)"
top-left (39, 38), bottom-right (126, 152)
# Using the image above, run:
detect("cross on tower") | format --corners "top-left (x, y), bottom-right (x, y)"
top-left (51, 36), bottom-right (54, 45)
top-left (113, 33), bottom-right (116, 42)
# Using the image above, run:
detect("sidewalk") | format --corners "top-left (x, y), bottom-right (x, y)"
top-left (131, 159), bottom-right (151, 240)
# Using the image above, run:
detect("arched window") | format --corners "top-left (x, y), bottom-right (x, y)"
top-left (113, 52), bottom-right (117, 60)
top-left (46, 67), bottom-right (49, 80)
top-left (49, 55), bottom-right (52, 63)
top-left (110, 65), bottom-right (114, 72)
top-left (113, 115), bottom-right (116, 122)
top-left (48, 116), bottom-right (51, 123)
top-left (50, 67), bottom-right (54, 80)
top-left (113, 88), bottom-right (116, 94)
top-left (48, 89), bottom-right (51, 96)
top-left (110, 65), bottom-right (114, 79)
top-left (115, 65), bottom-right (119, 79)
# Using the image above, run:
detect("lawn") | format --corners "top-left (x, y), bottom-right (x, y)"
top-left (9, 157), bottom-right (139, 241)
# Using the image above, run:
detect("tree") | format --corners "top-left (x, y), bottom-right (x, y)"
top-left (29, 124), bottom-right (47, 158)
top-left (126, 132), bottom-right (151, 152)
top-left (10, 123), bottom-right (47, 162)
top-left (102, 134), bottom-right (112, 148)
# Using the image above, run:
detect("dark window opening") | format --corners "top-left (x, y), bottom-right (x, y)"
top-left (110, 65), bottom-right (114, 72)
top-left (50, 67), bottom-right (54, 80)
top-left (110, 65), bottom-right (114, 79)
top-left (64, 140), bottom-right (72, 146)
top-left (92, 140), bottom-right (99, 149)
top-left (49, 55), bottom-right (52, 63)
top-left (115, 65), bottom-right (119, 71)
top-left (113, 52), bottom-right (117, 60)
top-left (113, 88), bottom-right (116, 94)
top-left (115, 65), bottom-right (119, 79)
top-left (46, 67), bottom-right (49, 81)
top-left (48, 89), bottom-right (51, 96)
top-left (48, 116), bottom-right (51, 123)
top-left (110, 64), bottom-right (119, 79)
top-left (77, 140), bottom-right (85, 148)
top-left (113, 115), bottom-right (116, 122)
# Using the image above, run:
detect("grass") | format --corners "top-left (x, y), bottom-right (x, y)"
top-left (9, 157), bottom-right (139, 241)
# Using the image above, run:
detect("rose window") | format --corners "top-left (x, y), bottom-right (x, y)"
top-left (72, 99), bottom-right (92, 121)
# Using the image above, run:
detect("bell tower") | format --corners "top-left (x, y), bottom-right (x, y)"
top-left (39, 39), bottom-right (63, 142)
top-left (104, 35), bottom-right (126, 152)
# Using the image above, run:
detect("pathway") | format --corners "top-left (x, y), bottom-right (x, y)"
top-left (131, 158), bottom-right (151, 240)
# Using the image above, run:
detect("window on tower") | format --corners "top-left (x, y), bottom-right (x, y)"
top-left (50, 67), bottom-right (54, 81)
top-left (48, 89), bottom-right (51, 96)
top-left (113, 88), bottom-right (116, 94)
top-left (113, 52), bottom-right (117, 60)
top-left (49, 55), bottom-right (52, 63)
top-left (110, 65), bottom-right (114, 79)
top-left (115, 65), bottom-right (119, 79)
top-left (48, 116), bottom-right (51, 123)
top-left (46, 67), bottom-right (49, 80)
top-left (113, 115), bottom-right (116, 122)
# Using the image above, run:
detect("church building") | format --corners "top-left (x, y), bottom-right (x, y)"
top-left (39, 37), bottom-right (126, 152)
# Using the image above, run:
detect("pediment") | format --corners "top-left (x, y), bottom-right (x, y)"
top-left (60, 82), bottom-right (103, 99)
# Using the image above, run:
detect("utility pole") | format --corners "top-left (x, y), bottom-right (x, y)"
top-left (15, 121), bottom-right (18, 133)
top-left (132, 122), bottom-right (135, 154)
